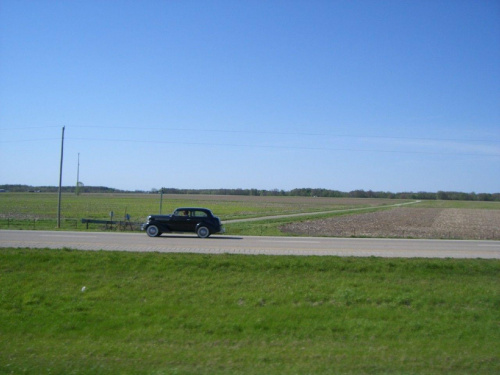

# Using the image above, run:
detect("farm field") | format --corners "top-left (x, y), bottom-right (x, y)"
top-left (1, 249), bottom-right (499, 374)
top-left (282, 207), bottom-right (500, 240)
top-left (0, 192), bottom-right (401, 220)
top-left (0, 192), bottom-right (406, 231)
top-left (1, 192), bottom-right (499, 240)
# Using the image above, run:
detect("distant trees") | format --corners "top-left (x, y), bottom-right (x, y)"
top-left (436, 191), bottom-right (499, 201)
top-left (0, 185), bottom-right (121, 194)
top-left (1, 185), bottom-right (499, 202)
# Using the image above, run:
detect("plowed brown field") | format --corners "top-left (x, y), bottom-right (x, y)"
top-left (281, 208), bottom-right (500, 240)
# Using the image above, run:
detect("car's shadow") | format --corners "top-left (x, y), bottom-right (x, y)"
top-left (156, 235), bottom-right (243, 240)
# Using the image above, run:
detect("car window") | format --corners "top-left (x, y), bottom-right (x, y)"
top-left (174, 210), bottom-right (190, 217)
top-left (193, 211), bottom-right (207, 217)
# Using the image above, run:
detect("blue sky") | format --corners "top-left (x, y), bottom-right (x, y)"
top-left (1, 0), bottom-right (499, 193)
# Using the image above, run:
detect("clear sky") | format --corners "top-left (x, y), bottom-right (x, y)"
top-left (1, 0), bottom-right (499, 193)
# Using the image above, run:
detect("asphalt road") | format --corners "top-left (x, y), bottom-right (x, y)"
top-left (1, 230), bottom-right (499, 259)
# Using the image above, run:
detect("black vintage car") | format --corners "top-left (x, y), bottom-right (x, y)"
top-left (141, 207), bottom-right (225, 238)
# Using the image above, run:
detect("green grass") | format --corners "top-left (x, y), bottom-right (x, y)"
top-left (0, 193), bottom-right (402, 219)
top-left (0, 193), bottom-right (407, 232)
top-left (1, 248), bottom-right (499, 374)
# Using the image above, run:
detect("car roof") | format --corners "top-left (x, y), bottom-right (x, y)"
top-left (174, 207), bottom-right (211, 211)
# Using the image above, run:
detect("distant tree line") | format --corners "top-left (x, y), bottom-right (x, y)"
top-left (0, 185), bottom-right (125, 194)
top-left (153, 187), bottom-right (500, 201)
top-left (1, 185), bottom-right (499, 201)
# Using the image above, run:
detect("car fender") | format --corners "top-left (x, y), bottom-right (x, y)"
top-left (149, 220), bottom-right (170, 232)
top-left (195, 222), bottom-right (213, 232)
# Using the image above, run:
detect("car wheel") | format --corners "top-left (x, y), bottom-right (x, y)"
top-left (146, 225), bottom-right (160, 237)
top-left (197, 226), bottom-right (210, 238)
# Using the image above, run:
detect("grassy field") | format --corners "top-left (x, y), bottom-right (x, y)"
top-left (0, 192), bottom-right (403, 219)
top-left (1, 248), bottom-right (499, 374)
top-left (1, 193), bottom-right (499, 237)
top-left (1, 192), bottom-right (500, 241)
top-left (0, 192), bottom-right (407, 232)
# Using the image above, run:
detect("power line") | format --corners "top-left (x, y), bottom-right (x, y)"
top-left (0, 126), bottom-right (62, 130)
top-left (65, 137), bottom-right (499, 157)
top-left (0, 138), bottom-right (60, 143)
top-left (1, 128), bottom-right (499, 157)
top-left (1, 136), bottom-right (499, 157)
top-left (1, 125), bottom-right (499, 143)
top-left (70, 125), bottom-right (500, 144)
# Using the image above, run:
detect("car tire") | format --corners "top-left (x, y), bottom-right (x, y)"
top-left (146, 225), bottom-right (160, 237)
top-left (197, 226), bottom-right (210, 238)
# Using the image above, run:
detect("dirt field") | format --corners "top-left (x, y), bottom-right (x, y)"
top-left (281, 208), bottom-right (500, 240)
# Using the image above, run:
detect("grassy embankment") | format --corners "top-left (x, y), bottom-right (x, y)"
top-left (1, 248), bottom-right (499, 374)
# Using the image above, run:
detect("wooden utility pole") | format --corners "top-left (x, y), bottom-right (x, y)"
top-left (159, 188), bottom-right (163, 214)
top-left (57, 126), bottom-right (65, 228)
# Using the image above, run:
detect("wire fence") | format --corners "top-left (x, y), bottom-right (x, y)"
top-left (0, 218), bottom-right (143, 232)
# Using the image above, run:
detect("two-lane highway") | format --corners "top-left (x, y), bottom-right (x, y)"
top-left (1, 230), bottom-right (499, 258)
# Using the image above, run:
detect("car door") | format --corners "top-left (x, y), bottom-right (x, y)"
top-left (183, 209), bottom-right (199, 232)
top-left (171, 209), bottom-right (192, 232)
top-left (190, 210), bottom-right (208, 231)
